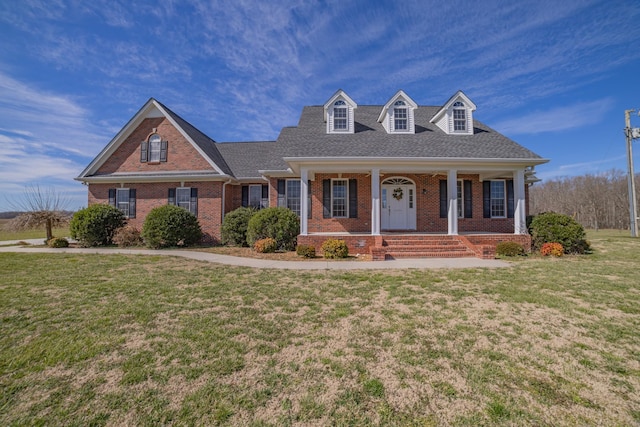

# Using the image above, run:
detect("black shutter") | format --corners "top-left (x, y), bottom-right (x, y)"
top-left (307, 180), bottom-right (312, 219)
top-left (323, 179), bottom-right (331, 218)
top-left (439, 180), bottom-right (447, 218)
top-left (108, 189), bottom-right (116, 207)
top-left (129, 189), bottom-right (136, 218)
top-left (262, 184), bottom-right (269, 205)
top-left (483, 181), bottom-right (491, 218)
top-left (348, 179), bottom-right (358, 218)
top-left (168, 188), bottom-right (176, 205)
top-left (140, 141), bottom-right (148, 162)
top-left (277, 179), bottom-right (286, 207)
top-left (190, 188), bottom-right (198, 217)
top-left (160, 140), bottom-right (168, 162)
top-left (241, 186), bottom-right (248, 207)
top-left (464, 180), bottom-right (473, 218)
top-left (507, 179), bottom-right (514, 218)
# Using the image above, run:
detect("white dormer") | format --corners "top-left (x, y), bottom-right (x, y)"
top-left (430, 90), bottom-right (477, 135)
top-left (324, 90), bottom-right (357, 134)
top-left (378, 90), bottom-right (418, 134)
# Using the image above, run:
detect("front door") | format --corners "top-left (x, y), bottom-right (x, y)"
top-left (381, 178), bottom-right (416, 230)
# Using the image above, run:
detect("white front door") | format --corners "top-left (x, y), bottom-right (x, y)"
top-left (381, 182), bottom-right (416, 230)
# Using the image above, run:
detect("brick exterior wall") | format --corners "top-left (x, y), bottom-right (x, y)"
top-left (96, 117), bottom-right (214, 174)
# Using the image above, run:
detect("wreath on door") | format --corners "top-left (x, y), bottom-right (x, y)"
top-left (392, 187), bottom-right (403, 201)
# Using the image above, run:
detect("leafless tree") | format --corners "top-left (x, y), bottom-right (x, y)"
top-left (4, 185), bottom-right (71, 241)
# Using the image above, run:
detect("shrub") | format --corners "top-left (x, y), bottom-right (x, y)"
top-left (254, 237), bottom-right (277, 253)
top-left (113, 226), bottom-right (143, 247)
top-left (296, 244), bottom-right (316, 258)
top-left (221, 207), bottom-right (256, 247)
top-left (70, 204), bottom-right (126, 247)
top-left (246, 207), bottom-right (299, 251)
top-left (530, 212), bottom-right (590, 254)
top-left (540, 242), bottom-right (564, 257)
top-left (142, 205), bottom-right (202, 249)
top-left (321, 239), bottom-right (349, 259)
top-left (496, 241), bottom-right (524, 257)
top-left (47, 237), bottom-right (69, 248)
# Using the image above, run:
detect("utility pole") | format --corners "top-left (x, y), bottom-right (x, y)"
top-left (625, 109), bottom-right (638, 237)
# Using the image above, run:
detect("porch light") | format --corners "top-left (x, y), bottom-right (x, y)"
top-left (422, 188), bottom-right (427, 195)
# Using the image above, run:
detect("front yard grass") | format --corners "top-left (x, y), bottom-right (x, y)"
top-left (0, 230), bottom-right (638, 426)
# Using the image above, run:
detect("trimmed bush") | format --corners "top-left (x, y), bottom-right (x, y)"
top-left (530, 212), bottom-right (590, 254)
top-left (246, 207), bottom-right (299, 251)
top-left (296, 244), bottom-right (316, 258)
top-left (321, 239), bottom-right (349, 259)
top-left (254, 237), bottom-right (277, 253)
top-left (540, 242), bottom-right (564, 257)
top-left (142, 205), bottom-right (202, 249)
top-left (495, 241), bottom-right (524, 257)
top-left (113, 226), bottom-right (143, 247)
top-left (221, 207), bottom-right (256, 247)
top-left (70, 204), bottom-right (126, 247)
top-left (47, 237), bottom-right (69, 248)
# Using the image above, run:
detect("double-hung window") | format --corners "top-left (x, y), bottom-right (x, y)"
top-left (116, 188), bottom-right (131, 218)
top-left (286, 180), bottom-right (301, 216)
top-left (453, 101), bottom-right (466, 131)
top-left (248, 185), bottom-right (263, 209)
top-left (109, 188), bottom-right (136, 218)
top-left (490, 180), bottom-right (506, 218)
top-left (148, 134), bottom-right (161, 162)
top-left (333, 100), bottom-right (347, 131)
top-left (141, 133), bottom-right (167, 163)
top-left (169, 187), bottom-right (197, 216)
top-left (332, 179), bottom-right (348, 218)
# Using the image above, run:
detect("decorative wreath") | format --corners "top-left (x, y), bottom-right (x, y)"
top-left (392, 187), bottom-right (403, 201)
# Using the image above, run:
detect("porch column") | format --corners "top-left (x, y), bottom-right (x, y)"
top-left (514, 169), bottom-right (526, 234)
top-left (447, 169), bottom-right (458, 235)
top-left (300, 168), bottom-right (309, 236)
top-left (371, 168), bottom-right (381, 235)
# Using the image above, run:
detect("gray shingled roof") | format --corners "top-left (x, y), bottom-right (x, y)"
top-left (216, 141), bottom-right (287, 179)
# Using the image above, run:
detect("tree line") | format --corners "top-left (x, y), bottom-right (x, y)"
top-left (529, 170), bottom-right (639, 230)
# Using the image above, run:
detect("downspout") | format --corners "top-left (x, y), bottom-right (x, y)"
top-left (221, 179), bottom-right (233, 221)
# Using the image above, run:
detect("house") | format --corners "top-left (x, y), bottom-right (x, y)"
top-left (76, 90), bottom-right (547, 259)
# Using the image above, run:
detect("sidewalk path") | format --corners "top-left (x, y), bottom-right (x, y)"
top-left (0, 241), bottom-right (511, 270)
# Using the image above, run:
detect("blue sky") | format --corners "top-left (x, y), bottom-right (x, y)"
top-left (1, 0), bottom-right (640, 211)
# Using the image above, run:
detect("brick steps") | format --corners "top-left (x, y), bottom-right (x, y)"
top-left (374, 235), bottom-right (477, 260)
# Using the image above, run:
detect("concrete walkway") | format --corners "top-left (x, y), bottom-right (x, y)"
top-left (0, 239), bottom-right (511, 270)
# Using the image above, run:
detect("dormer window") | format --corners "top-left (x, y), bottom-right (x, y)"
top-left (333, 101), bottom-right (347, 130)
top-left (453, 102), bottom-right (466, 131)
top-left (393, 101), bottom-right (408, 131)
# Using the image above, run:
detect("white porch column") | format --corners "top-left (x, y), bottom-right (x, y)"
top-left (300, 168), bottom-right (309, 236)
top-left (371, 168), bottom-right (381, 235)
top-left (447, 169), bottom-right (458, 235)
top-left (514, 169), bottom-right (526, 234)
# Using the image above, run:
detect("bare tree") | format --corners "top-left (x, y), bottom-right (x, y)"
top-left (4, 185), bottom-right (71, 241)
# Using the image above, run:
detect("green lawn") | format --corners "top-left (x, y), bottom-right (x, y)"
top-left (0, 231), bottom-right (638, 426)
top-left (0, 219), bottom-right (70, 242)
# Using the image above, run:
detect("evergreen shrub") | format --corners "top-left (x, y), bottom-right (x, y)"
top-left (70, 204), bottom-right (126, 247)
top-left (246, 207), bottom-right (299, 251)
top-left (142, 205), bottom-right (202, 249)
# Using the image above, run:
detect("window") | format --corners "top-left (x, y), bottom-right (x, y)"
top-left (116, 188), bottom-right (130, 218)
top-left (490, 180), bottom-right (506, 218)
top-left (169, 187), bottom-right (197, 216)
top-left (141, 134), bottom-right (167, 163)
top-left (248, 185), bottom-right (267, 209)
top-left (333, 100), bottom-right (347, 131)
top-left (332, 179), bottom-right (348, 218)
top-left (286, 180), bottom-right (301, 216)
top-left (453, 101), bottom-right (466, 131)
top-left (394, 108), bottom-right (407, 130)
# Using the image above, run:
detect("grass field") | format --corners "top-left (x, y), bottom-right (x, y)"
top-left (0, 230), bottom-right (638, 426)
top-left (0, 219), bottom-right (70, 242)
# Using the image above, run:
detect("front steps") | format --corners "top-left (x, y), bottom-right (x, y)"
top-left (371, 235), bottom-right (478, 260)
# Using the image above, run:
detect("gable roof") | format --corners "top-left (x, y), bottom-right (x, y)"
top-left (377, 90), bottom-right (418, 123)
top-left (323, 89), bottom-right (358, 120)
top-left (76, 98), bottom-right (232, 180)
top-left (430, 90), bottom-right (477, 124)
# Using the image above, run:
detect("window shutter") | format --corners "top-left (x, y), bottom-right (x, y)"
top-left (439, 180), bottom-right (447, 218)
top-left (464, 180), bottom-right (473, 218)
top-left (323, 179), bottom-right (331, 218)
top-left (140, 141), bottom-right (148, 162)
top-left (129, 189), bottom-right (136, 218)
top-left (507, 179), bottom-right (514, 218)
top-left (348, 178), bottom-right (358, 218)
top-left (241, 186), bottom-right (248, 207)
top-left (160, 140), bottom-right (168, 162)
top-left (483, 181), bottom-right (491, 218)
top-left (307, 180), bottom-right (312, 219)
top-left (168, 188), bottom-right (176, 205)
top-left (190, 188), bottom-right (198, 217)
top-left (277, 179), bottom-right (286, 207)
top-left (108, 189), bottom-right (116, 207)
top-left (262, 184), bottom-right (269, 200)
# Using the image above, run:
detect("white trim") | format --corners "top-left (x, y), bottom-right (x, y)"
top-left (513, 169), bottom-right (526, 234)
top-left (447, 170), bottom-right (458, 235)
top-left (331, 178), bottom-right (349, 218)
top-left (300, 169), bottom-right (309, 235)
top-left (371, 169), bottom-right (380, 235)
top-left (489, 179), bottom-right (507, 219)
